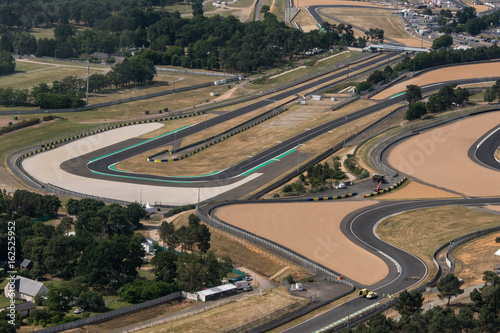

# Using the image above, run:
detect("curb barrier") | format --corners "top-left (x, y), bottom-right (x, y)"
top-left (307, 192), bottom-right (357, 201)
top-left (363, 177), bottom-right (407, 198)
top-left (18, 111), bottom-right (206, 162)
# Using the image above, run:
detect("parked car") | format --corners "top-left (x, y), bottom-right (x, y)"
top-left (244, 276), bottom-right (253, 281)
top-left (74, 309), bottom-right (84, 314)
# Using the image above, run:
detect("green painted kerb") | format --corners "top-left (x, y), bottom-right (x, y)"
top-left (88, 125), bottom-right (192, 163)
top-left (110, 163), bottom-right (221, 179)
top-left (241, 148), bottom-right (296, 176)
top-left (389, 91), bottom-right (406, 99)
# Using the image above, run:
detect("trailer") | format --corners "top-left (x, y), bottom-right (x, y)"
top-left (233, 280), bottom-right (250, 290)
top-left (214, 79), bottom-right (227, 85)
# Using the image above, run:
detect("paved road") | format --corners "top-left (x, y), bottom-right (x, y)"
top-left (280, 197), bottom-right (500, 333)
top-left (473, 124), bottom-right (500, 171)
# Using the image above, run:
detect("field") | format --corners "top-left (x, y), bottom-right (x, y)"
top-left (376, 206), bottom-right (500, 284)
top-left (135, 287), bottom-right (306, 333)
top-left (320, 7), bottom-right (410, 39)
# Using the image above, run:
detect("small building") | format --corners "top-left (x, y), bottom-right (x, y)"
top-left (14, 302), bottom-right (37, 317)
top-left (4, 276), bottom-right (48, 302)
top-left (142, 238), bottom-right (158, 254)
top-left (20, 259), bottom-right (32, 272)
top-left (196, 284), bottom-right (237, 302)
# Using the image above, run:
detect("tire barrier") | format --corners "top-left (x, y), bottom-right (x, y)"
top-left (306, 192), bottom-right (357, 201)
top-left (313, 302), bottom-right (380, 333)
top-left (362, 177), bottom-right (407, 198)
top-left (19, 145), bottom-right (57, 160)
top-left (147, 107), bottom-right (289, 163)
top-left (43, 111), bottom-right (206, 147)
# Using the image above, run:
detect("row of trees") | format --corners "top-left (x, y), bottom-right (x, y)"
top-left (158, 214), bottom-right (211, 253)
top-left (438, 8), bottom-right (500, 36)
top-left (340, 272), bottom-right (500, 333)
top-left (0, 54), bottom-right (155, 108)
top-left (404, 84), bottom-right (470, 121)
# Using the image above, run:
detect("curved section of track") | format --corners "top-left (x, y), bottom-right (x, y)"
top-left (65, 78), bottom-right (497, 187)
top-left (473, 125), bottom-right (500, 171)
top-left (279, 198), bottom-right (500, 332)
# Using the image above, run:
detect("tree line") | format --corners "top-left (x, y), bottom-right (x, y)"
top-left (339, 271), bottom-right (500, 333)
top-left (0, 55), bottom-right (155, 108)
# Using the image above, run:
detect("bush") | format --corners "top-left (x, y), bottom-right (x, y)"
top-left (356, 81), bottom-right (373, 92)
top-left (42, 115), bottom-right (54, 121)
top-left (282, 184), bottom-right (293, 193)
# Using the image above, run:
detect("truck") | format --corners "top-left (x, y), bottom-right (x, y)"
top-left (359, 289), bottom-right (377, 299)
top-left (372, 173), bottom-right (385, 182)
top-left (233, 280), bottom-right (251, 290)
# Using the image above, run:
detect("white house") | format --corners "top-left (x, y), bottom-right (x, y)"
top-left (3, 276), bottom-right (48, 302)
top-left (142, 238), bottom-right (158, 253)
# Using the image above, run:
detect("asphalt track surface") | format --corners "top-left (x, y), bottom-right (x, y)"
top-left (281, 197), bottom-right (500, 333)
top-left (63, 54), bottom-right (387, 184)
top-left (62, 76), bottom-right (499, 189)
top-left (473, 124), bottom-right (500, 170)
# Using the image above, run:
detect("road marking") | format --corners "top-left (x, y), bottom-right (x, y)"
top-left (240, 147), bottom-right (296, 176)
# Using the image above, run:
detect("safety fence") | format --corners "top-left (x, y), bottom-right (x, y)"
top-left (16, 111), bottom-right (206, 164)
top-left (331, 96), bottom-right (359, 111)
top-left (33, 292), bottom-right (182, 333)
top-left (362, 177), bottom-right (407, 198)
top-left (147, 100), bottom-right (292, 162)
top-left (307, 192), bottom-right (357, 201)
top-left (412, 58), bottom-right (500, 79)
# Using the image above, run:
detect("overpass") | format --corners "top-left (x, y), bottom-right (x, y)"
top-left (363, 44), bottom-right (430, 53)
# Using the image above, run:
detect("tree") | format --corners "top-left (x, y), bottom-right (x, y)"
top-left (437, 273), bottom-right (464, 306)
top-left (0, 50), bottom-right (16, 75)
top-left (76, 291), bottom-right (105, 312)
top-left (484, 87), bottom-right (496, 103)
top-left (405, 101), bottom-right (427, 121)
top-left (46, 287), bottom-right (73, 316)
top-left (393, 290), bottom-right (424, 317)
top-left (151, 249), bottom-right (178, 283)
top-left (453, 87), bottom-right (469, 106)
top-left (159, 221), bottom-right (179, 250)
top-left (404, 84), bottom-right (422, 104)
top-left (432, 34), bottom-right (453, 49)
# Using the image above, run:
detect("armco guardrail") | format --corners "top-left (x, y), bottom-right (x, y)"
top-left (147, 100), bottom-right (293, 162)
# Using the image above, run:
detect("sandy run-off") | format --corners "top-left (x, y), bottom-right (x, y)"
top-left (377, 181), bottom-right (459, 200)
top-left (372, 63), bottom-right (500, 100)
top-left (22, 123), bottom-right (260, 205)
top-left (214, 200), bottom-right (389, 285)
top-left (387, 112), bottom-right (500, 197)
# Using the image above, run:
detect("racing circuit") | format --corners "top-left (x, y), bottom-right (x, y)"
top-left (9, 7), bottom-right (500, 332)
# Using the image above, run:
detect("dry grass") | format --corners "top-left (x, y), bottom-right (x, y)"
top-left (136, 287), bottom-right (306, 333)
top-left (0, 65), bottom-right (101, 90)
top-left (65, 299), bottom-right (198, 333)
top-left (321, 7), bottom-right (410, 39)
top-left (454, 232), bottom-right (500, 285)
top-left (376, 206), bottom-right (500, 285)
top-left (115, 97), bottom-right (375, 177)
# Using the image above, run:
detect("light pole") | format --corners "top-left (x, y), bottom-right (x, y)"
top-left (296, 144), bottom-right (303, 174)
top-left (140, 189), bottom-right (143, 204)
top-left (173, 78), bottom-right (176, 93)
top-left (204, 114), bottom-right (208, 143)
top-left (344, 116), bottom-right (347, 147)
top-left (173, 130), bottom-right (177, 154)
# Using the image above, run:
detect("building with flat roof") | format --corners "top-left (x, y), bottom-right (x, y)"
top-left (196, 284), bottom-right (237, 302)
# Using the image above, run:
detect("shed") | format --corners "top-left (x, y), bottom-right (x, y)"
top-left (15, 302), bottom-right (36, 317)
top-left (20, 259), bottom-right (32, 271)
top-left (196, 284), bottom-right (237, 302)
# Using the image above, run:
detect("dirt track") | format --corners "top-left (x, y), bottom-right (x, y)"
top-left (214, 201), bottom-right (389, 285)
top-left (387, 111), bottom-right (500, 197)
